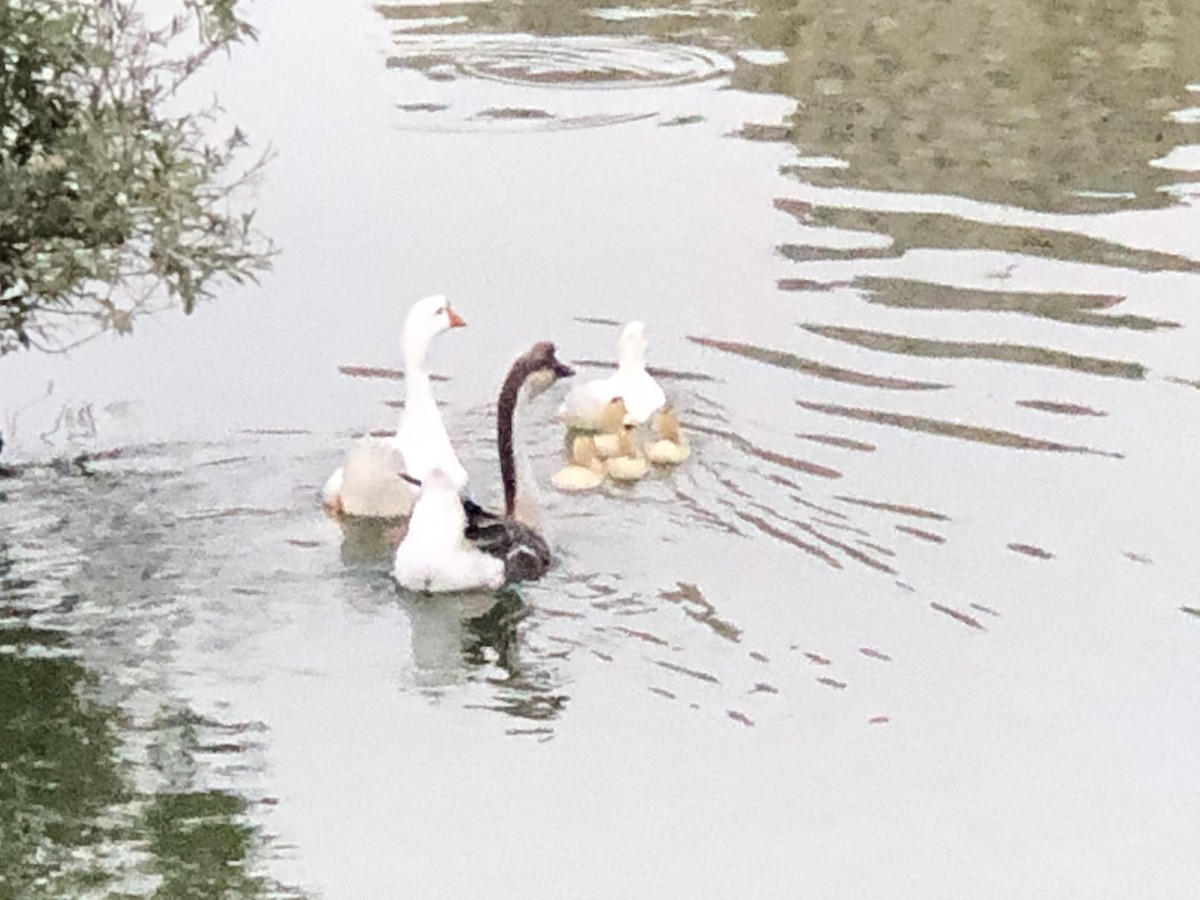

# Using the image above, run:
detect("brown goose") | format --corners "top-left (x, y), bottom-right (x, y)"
top-left (464, 341), bottom-right (574, 583)
top-left (402, 342), bottom-right (574, 587)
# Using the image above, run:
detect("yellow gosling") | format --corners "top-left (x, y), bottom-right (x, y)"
top-left (604, 424), bottom-right (649, 482)
top-left (646, 405), bottom-right (690, 466)
top-left (591, 397), bottom-right (635, 459)
top-left (552, 435), bottom-right (606, 492)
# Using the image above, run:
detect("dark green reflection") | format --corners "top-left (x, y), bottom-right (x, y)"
top-left (0, 627), bottom-right (298, 900)
top-left (747, 0), bottom-right (1199, 211)
top-left (0, 510), bottom-right (302, 900)
top-left (143, 790), bottom-right (267, 900)
top-left (0, 630), bottom-right (127, 900)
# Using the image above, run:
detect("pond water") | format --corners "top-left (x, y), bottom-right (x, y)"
top-left (3, 1), bottom-right (1200, 897)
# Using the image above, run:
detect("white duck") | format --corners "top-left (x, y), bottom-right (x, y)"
top-left (323, 295), bottom-right (467, 519)
top-left (558, 320), bottom-right (666, 429)
top-left (392, 468), bottom-right (504, 594)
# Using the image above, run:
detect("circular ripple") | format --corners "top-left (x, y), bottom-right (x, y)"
top-left (389, 34), bottom-right (733, 89)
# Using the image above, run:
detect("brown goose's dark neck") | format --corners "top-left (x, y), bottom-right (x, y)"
top-left (497, 356), bottom-right (539, 517)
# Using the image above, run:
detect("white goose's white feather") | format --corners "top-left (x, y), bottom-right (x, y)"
top-left (393, 469), bottom-right (504, 593)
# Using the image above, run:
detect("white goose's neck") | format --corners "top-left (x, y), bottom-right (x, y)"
top-left (404, 331), bottom-right (432, 379)
top-left (403, 334), bottom-right (437, 413)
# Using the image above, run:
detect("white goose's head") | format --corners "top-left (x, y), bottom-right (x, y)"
top-left (616, 320), bottom-right (648, 371)
top-left (403, 295), bottom-right (466, 363)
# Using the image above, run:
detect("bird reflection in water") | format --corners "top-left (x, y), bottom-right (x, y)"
top-left (335, 512), bottom-right (567, 725)
top-left (336, 515), bottom-right (407, 567)
top-left (401, 587), bottom-right (568, 727)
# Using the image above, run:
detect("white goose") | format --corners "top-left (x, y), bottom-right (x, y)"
top-left (323, 295), bottom-right (467, 519)
top-left (558, 320), bottom-right (666, 429)
top-left (392, 468), bottom-right (504, 593)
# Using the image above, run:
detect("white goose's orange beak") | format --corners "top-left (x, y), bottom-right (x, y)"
top-left (446, 306), bottom-right (466, 328)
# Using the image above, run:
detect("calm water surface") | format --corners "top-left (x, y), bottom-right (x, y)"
top-left (3, 1), bottom-right (1199, 897)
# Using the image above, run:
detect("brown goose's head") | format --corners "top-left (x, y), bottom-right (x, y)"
top-left (514, 341), bottom-right (575, 398)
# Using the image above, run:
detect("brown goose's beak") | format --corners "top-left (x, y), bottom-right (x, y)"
top-left (553, 360), bottom-right (575, 379)
top-left (446, 306), bottom-right (466, 328)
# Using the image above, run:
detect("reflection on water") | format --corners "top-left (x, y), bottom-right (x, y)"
top-left (387, 34), bottom-right (732, 88)
top-left (379, 0), bottom-right (750, 131)
top-left (777, 202), bottom-right (1200, 271)
top-left (399, 585), bottom-right (565, 724)
top-left (805, 323), bottom-right (1147, 382)
top-left (748, 0), bottom-right (1200, 212)
top-left (0, 462), bottom-right (304, 900)
top-left (0, 628), bottom-right (127, 899)
top-left (837, 276), bottom-right (1180, 332)
top-left (689, 334), bottom-right (950, 390)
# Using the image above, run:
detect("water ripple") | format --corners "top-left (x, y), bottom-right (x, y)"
top-left (688, 335), bottom-right (950, 391)
top-left (803, 323), bottom-right (1149, 381)
top-left (388, 34), bottom-right (733, 89)
top-left (796, 399), bottom-right (1124, 458)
